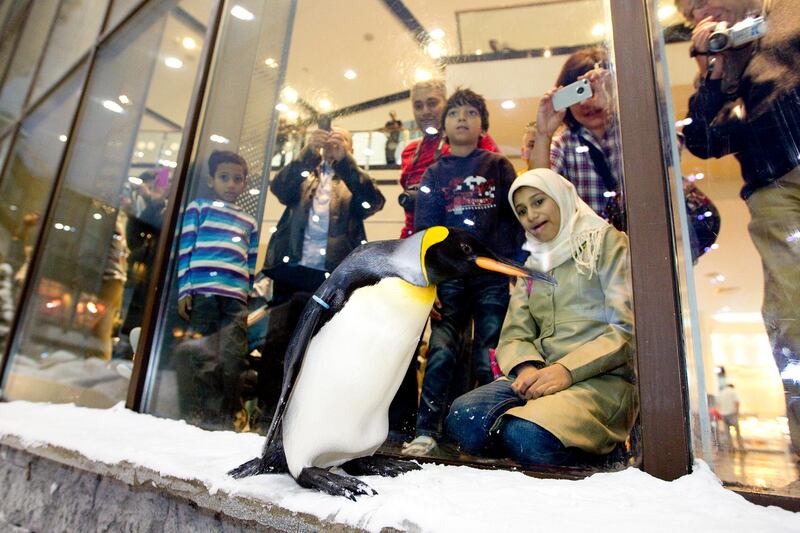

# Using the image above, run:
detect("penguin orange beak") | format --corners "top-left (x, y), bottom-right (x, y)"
top-left (475, 257), bottom-right (557, 285)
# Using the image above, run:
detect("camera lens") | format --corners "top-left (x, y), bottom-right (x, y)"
top-left (577, 87), bottom-right (584, 94)
top-left (707, 32), bottom-right (729, 53)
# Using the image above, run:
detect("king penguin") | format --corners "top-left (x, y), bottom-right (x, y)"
top-left (228, 226), bottom-right (555, 499)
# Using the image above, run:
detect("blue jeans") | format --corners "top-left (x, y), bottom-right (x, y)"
top-left (445, 379), bottom-right (596, 466)
top-left (416, 275), bottom-right (510, 438)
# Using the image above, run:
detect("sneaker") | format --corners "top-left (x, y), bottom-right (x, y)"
top-left (401, 435), bottom-right (437, 456)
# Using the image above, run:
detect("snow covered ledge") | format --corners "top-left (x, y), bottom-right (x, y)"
top-left (1, 402), bottom-right (798, 532)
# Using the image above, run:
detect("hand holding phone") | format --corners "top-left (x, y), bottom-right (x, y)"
top-left (552, 79), bottom-right (592, 111)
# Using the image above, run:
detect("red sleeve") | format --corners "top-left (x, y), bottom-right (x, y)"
top-left (399, 141), bottom-right (419, 189)
top-left (479, 133), bottom-right (501, 153)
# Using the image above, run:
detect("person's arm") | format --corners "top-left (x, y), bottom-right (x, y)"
top-left (531, 88), bottom-right (566, 169)
top-left (177, 201), bottom-right (200, 319)
top-left (247, 222), bottom-right (260, 289)
top-left (413, 167), bottom-right (444, 232)
top-left (683, 80), bottom-right (748, 159)
top-left (553, 230), bottom-right (634, 384)
top-left (334, 154), bottom-right (385, 219)
top-left (495, 279), bottom-right (545, 372)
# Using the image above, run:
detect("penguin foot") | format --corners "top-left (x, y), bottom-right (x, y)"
top-left (296, 467), bottom-right (377, 500)
top-left (341, 455), bottom-right (421, 477)
top-left (228, 444), bottom-right (288, 479)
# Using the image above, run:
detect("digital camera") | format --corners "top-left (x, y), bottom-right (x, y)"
top-left (707, 16), bottom-right (767, 53)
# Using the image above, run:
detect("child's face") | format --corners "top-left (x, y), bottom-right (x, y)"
top-left (513, 186), bottom-right (561, 242)
top-left (444, 104), bottom-right (483, 148)
top-left (208, 162), bottom-right (246, 203)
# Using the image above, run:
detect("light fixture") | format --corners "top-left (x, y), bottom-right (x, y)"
top-left (58, 134), bottom-right (68, 142)
top-left (164, 56), bottom-right (183, 69)
top-left (230, 5), bottom-right (255, 21)
top-left (590, 23), bottom-right (607, 37)
top-left (87, 302), bottom-right (98, 314)
top-left (269, 226), bottom-right (277, 234)
top-left (361, 201), bottom-right (371, 209)
top-left (429, 28), bottom-right (445, 40)
top-left (164, 149), bottom-right (173, 156)
top-left (264, 57), bottom-right (278, 68)
top-left (420, 185), bottom-right (431, 193)
top-left (414, 68), bottom-right (432, 83)
top-left (118, 94), bottom-right (130, 104)
top-left (275, 102), bottom-right (289, 112)
top-left (128, 176), bottom-right (143, 185)
top-left (463, 219), bottom-right (475, 226)
top-left (575, 146), bottom-right (589, 153)
top-left (424, 127), bottom-right (438, 135)
top-left (363, 147), bottom-right (373, 156)
top-left (209, 134), bottom-right (230, 144)
top-left (344, 69), bottom-right (357, 80)
top-left (658, 5), bottom-right (677, 20)
top-left (286, 110), bottom-right (299, 121)
top-left (501, 100), bottom-right (516, 110)
top-left (93, 213), bottom-right (102, 220)
top-left (426, 41), bottom-right (446, 59)
top-left (543, 48), bottom-right (552, 58)
top-left (54, 223), bottom-right (64, 230)
top-left (249, 188), bottom-right (260, 196)
top-left (102, 99), bottom-right (124, 114)
top-left (474, 49), bottom-right (483, 56)
top-left (318, 98), bottom-right (332, 111)
top-left (182, 37), bottom-right (197, 50)
top-left (281, 86), bottom-right (298, 103)
top-left (158, 158), bottom-right (177, 168)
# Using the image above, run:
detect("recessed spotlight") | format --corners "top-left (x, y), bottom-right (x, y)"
top-left (182, 37), bottom-right (197, 50)
top-left (501, 100), bottom-right (516, 110)
top-left (58, 134), bottom-right (68, 142)
top-left (230, 5), bottom-right (255, 20)
top-left (591, 23), bottom-right (607, 37)
top-left (102, 100), bottom-right (124, 114)
top-left (128, 176), bottom-right (143, 185)
top-left (93, 213), bottom-right (102, 220)
top-left (543, 48), bottom-right (552, 58)
top-left (249, 188), bottom-right (260, 196)
top-left (163, 149), bottom-right (173, 156)
top-left (319, 98), bottom-right (332, 111)
top-left (344, 69), bottom-right (357, 80)
top-left (275, 103), bottom-right (289, 112)
top-left (264, 57), bottom-right (278, 68)
top-left (429, 28), bottom-right (445, 40)
top-left (209, 134), bottom-right (230, 144)
top-left (474, 49), bottom-right (483, 56)
top-left (658, 5), bottom-right (677, 20)
top-left (118, 94), bottom-right (130, 104)
top-left (164, 57), bottom-right (183, 69)
top-left (426, 41), bottom-right (446, 59)
top-left (414, 68), bottom-right (432, 83)
top-left (281, 86), bottom-right (298, 103)
top-left (286, 110), bottom-right (299, 121)
top-left (425, 127), bottom-right (438, 135)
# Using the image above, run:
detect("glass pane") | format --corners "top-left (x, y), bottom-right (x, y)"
top-left (657, 0), bottom-right (800, 497)
top-left (2, 0), bottom-right (213, 408)
top-left (0, 0), bottom-right (60, 132)
top-left (106, 0), bottom-right (144, 32)
top-left (0, 2), bottom-right (31, 101)
top-left (146, 0), bottom-right (295, 431)
top-left (0, 65), bottom-right (87, 364)
top-left (149, 0), bottom-right (640, 481)
top-left (29, 0), bottom-right (109, 104)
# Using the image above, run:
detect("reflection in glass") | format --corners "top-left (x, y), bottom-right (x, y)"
top-left (29, 0), bottom-right (109, 104)
top-left (660, 0), bottom-right (800, 497)
top-left (2, 0), bottom-right (212, 409)
top-left (0, 0), bottom-right (60, 132)
top-left (105, 0), bottom-right (143, 32)
top-left (0, 65), bottom-right (86, 363)
top-left (0, 2), bottom-right (31, 120)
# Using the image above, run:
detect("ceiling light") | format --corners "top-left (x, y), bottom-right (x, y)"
top-left (146, 141), bottom-right (156, 150)
top-left (543, 48), bottom-right (552, 58)
top-left (230, 5), bottom-right (255, 20)
top-left (164, 56), bottom-right (183, 69)
top-left (658, 5), bottom-right (677, 20)
top-left (475, 49), bottom-right (483, 55)
top-left (414, 68), bottom-right (432, 83)
top-left (501, 100), bottom-right (516, 110)
top-left (102, 99), bottom-right (124, 114)
top-left (264, 57), bottom-right (278, 68)
top-left (429, 28), bottom-right (445, 40)
top-left (344, 69), bottom-right (357, 80)
top-left (58, 134), bottom-right (68, 142)
top-left (209, 134), bottom-right (230, 144)
top-left (128, 176), bottom-right (143, 185)
top-left (425, 127), bottom-right (438, 135)
top-left (363, 148), bottom-right (373, 156)
top-left (286, 110), bottom-right (299, 121)
top-left (182, 37), bottom-right (197, 50)
top-left (281, 86), bottom-right (298, 103)
top-left (118, 94), bottom-right (130, 104)
top-left (426, 41), bottom-right (446, 59)
top-left (163, 149), bottom-right (173, 156)
top-left (590, 23), bottom-right (607, 37)
top-left (319, 98), bottom-right (332, 111)
top-left (92, 213), bottom-right (102, 220)
top-left (54, 223), bottom-right (63, 230)
top-left (275, 102), bottom-right (289, 112)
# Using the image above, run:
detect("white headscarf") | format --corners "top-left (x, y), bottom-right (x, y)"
top-left (508, 168), bottom-right (609, 278)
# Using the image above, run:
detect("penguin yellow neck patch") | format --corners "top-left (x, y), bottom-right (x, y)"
top-left (420, 226), bottom-right (449, 284)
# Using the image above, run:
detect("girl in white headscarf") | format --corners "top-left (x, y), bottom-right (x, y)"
top-left (445, 169), bottom-right (637, 466)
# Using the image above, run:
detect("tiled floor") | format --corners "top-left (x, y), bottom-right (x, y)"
top-left (712, 447), bottom-right (800, 496)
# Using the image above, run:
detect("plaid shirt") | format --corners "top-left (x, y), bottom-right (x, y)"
top-left (550, 123), bottom-right (623, 217)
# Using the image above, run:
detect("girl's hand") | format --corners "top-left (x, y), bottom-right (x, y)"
top-left (512, 363), bottom-right (572, 400)
top-left (536, 88), bottom-right (566, 139)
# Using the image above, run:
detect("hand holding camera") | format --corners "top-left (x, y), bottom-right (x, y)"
top-left (691, 15), bottom-right (767, 79)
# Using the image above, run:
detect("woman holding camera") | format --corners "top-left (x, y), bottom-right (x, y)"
top-left (530, 47), bottom-right (624, 230)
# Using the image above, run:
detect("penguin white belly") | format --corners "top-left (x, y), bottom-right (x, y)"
top-left (282, 277), bottom-right (435, 478)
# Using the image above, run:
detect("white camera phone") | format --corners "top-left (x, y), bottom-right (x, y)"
top-left (552, 79), bottom-right (592, 111)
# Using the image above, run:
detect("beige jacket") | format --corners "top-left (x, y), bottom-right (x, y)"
top-left (496, 228), bottom-right (638, 455)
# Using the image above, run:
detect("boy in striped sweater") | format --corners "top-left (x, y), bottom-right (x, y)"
top-left (177, 150), bottom-right (259, 428)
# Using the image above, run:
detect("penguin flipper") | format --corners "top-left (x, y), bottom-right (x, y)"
top-left (341, 455), bottom-right (421, 477)
top-left (228, 441), bottom-right (288, 479)
top-left (296, 467), bottom-right (377, 500)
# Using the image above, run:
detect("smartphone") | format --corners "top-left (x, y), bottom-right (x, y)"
top-left (552, 79), bottom-right (592, 111)
top-left (317, 113), bottom-right (332, 131)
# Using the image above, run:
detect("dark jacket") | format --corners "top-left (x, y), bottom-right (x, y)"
top-left (265, 149), bottom-right (385, 271)
top-left (682, 0), bottom-right (800, 199)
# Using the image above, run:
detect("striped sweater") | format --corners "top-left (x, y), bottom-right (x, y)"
top-left (178, 198), bottom-right (259, 302)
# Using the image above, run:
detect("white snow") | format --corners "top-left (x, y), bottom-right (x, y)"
top-left (0, 400), bottom-right (798, 532)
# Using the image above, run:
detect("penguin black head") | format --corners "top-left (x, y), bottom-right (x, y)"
top-left (419, 226), bottom-right (555, 286)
